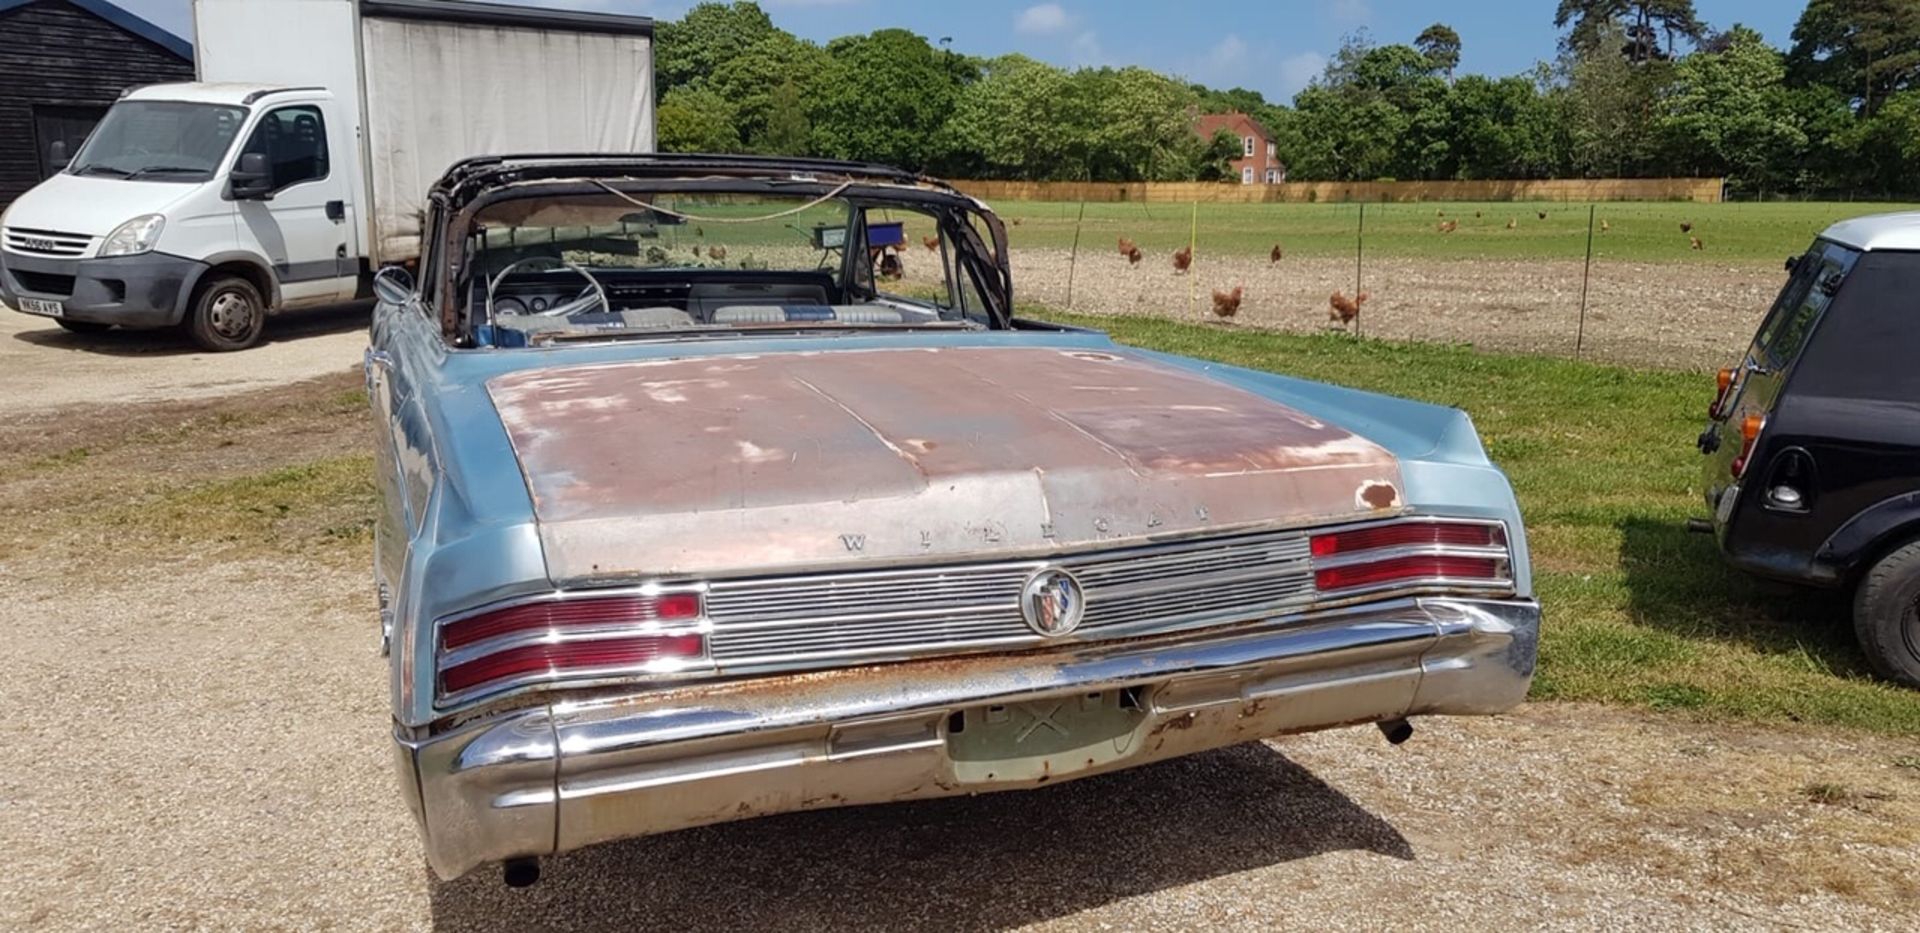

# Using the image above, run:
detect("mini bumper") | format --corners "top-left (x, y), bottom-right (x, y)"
top-left (0, 250), bottom-right (206, 327)
top-left (396, 596), bottom-right (1539, 880)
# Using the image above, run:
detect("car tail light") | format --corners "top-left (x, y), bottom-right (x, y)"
top-left (1708, 367), bottom-right (1736, 418)
top-left (1309, 519), bottom-right (1511, 599)
top-left (435, 590), bottom-right (708, 702)
top-left (1731, 413), bottom-right (1766, 478)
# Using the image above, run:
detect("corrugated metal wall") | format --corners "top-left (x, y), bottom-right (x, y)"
top-left (0, 1), bottom-right (194, 206)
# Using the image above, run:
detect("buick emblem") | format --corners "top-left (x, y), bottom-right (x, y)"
top-left (1020, 567), bottom-right (1086, 637)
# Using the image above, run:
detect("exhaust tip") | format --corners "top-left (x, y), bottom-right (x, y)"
top-left (1685, 518), bottom-right (1714, 535)
top-left (1377, 718), bottom-right (1414, 745)
top-left (503, 857), bottom-right (541, 888)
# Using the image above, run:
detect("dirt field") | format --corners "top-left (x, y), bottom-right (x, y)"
top-left (1002, 250), bottom-right (1780, 371)
top-left (2, 367), bottom-right (1917, 931)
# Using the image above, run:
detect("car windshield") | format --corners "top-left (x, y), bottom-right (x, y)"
top-left (67, 100), bottom-right (247, 182)
top-left (465, 190), bottom-right (994, 346)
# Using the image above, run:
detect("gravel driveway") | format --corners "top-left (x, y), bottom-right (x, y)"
top-left (1, 371), bottom-right (1916, 932)
top-left (0, 302), bottom-right (369, 415)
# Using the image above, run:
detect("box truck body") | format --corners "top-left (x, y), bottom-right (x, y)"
top-left (0, 0), bottom-right (654, 349)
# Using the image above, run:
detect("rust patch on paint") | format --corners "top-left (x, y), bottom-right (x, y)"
top-left (485, 346), bottom-right (1407, 581)
top-left (1359, 481), bottom-right (1401, 510)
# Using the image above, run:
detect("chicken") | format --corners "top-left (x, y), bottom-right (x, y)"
top-left (1600, 219), bottom-right (1611, 233)
top-left (922, 235), bottom-right (940, 252)
top-left (1269, 243), bottom-right (1284, 263)
top-left (1537, 211), bottom-right (1548, 221)
top-left (708, 245), bottom-right (728, 261)
top-left (695, 225), bottom-right (705, 238)
top-left (1436, 209), bottom-right (1446, 218)
top-left (1680, 222), bottom-right (1693, 233)
top-left (1172, 246), bottom-right (1193, 273)
top-left (1690, 236), bottom-right (1704, 251)
top-left (1474, 211), bottom-right (1483, 219)
top-left (1506, 218), bottom-right (1517, 230)
top-left (1010, 217), bottom-right (1023, 226)
top-left (1210, 285), bottom-right (1243, 319)
top-left (1328, 290), bottom-right (1369, 326)
top-left (1126, 246), bottom-right (1143, 266)
top-left (1437, 219), bottom-right (1458, 234)
top-left (1118, 236), bottom-right (1137, 256)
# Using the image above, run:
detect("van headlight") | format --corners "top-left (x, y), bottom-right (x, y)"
top-left (99, 214), bottom-right (165, 257)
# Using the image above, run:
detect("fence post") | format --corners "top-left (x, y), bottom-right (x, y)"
top-left (1065, 200), bottom-right (1087, 311)
top-left (1187, 200), bottom-right (1198, 318)
top-left (1354, 202), bottom-right (1365, 338)
top-left (1576, 203), bottom-right (1595, 359)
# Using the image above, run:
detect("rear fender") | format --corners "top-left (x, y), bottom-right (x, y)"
top-left (1819, 491), bottom-right (1920, 584)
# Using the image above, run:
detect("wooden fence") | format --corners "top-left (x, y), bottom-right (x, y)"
top-left (951, 177), bottom-right (1725, 204)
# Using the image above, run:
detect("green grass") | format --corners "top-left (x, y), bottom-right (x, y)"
top-left (1037, 309), bottom-right (1920, 734)
top-left (993, 200), bottom-right (1920, 265)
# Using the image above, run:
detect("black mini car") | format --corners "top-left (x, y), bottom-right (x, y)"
top-left (1697, 212), bottom-right (1920, 687)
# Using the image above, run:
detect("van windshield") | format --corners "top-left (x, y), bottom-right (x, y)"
top-left (68, 100), bottom-right (247, 182)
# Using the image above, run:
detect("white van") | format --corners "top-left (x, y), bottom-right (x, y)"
top-left (0, 0), bottom-right (656, 350)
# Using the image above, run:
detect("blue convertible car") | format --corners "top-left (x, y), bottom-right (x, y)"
top-left (366, 154), bottom-right (1538, 885)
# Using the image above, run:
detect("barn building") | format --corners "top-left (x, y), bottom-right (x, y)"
top-left (0, 0), bottom-right (193, 206)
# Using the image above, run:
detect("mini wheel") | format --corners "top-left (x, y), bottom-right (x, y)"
top-left (1853, 539), bottom-right (1920, 688)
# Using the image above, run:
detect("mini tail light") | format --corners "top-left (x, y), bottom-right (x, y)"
top-left (1732, 414), bottom-right (1766, 478)
top-left (436, 590), bottom-right (707, 701)
top-left (1309, 519), bottom-right (1512, 598)
top-left (1709, 367), bottom-right (1736, 417)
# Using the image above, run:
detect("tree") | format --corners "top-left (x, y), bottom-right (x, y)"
top-left (1656, 25), bottom-right (1806, 193)
top-left (1077, 67), bottom-right (1209, 181)
top-left (807, 29), bottom-right (975, 169)
top-left (942, 55), bottom-right (1090, 179)
top-left (1415, 23), bottom-right (1463, 80)
top-left (706, 33), bottom-right (829, 151)
top-left (654, 2), bottom-right (781, 93)
top-left (758, 80), bottom-right (811, 155)
top-left (1555, 0), bottom-right (1706, 63)
top-left (1554, 21), bottom-right (1670, 176)
top-left (1834, 89), bottom-right (1920, 195)
top-left (1788, 0), bottom-right (1920, 115)
top-left (656, 88), bottom-right (742, 153)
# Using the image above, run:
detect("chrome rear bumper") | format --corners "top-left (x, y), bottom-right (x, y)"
top-left (396, 596), bottom-right (1538, 880)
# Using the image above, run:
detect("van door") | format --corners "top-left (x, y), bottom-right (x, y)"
top-left (233, 103), bottom-right (356, 306)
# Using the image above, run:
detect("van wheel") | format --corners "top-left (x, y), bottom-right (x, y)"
top-left (1853, 540), bottom-right (1920, 689)
top-left (55, 319), bottom-right (111, 334)
top-left (185, 275), bottom-right (266, 351)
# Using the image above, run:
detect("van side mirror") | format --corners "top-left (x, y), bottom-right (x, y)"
top-left (48, 140), bottom-right (69, 170)
top-left (228, 152), bottom-right (273, 200)
top-left (371, 264), bottom-right (416, 305)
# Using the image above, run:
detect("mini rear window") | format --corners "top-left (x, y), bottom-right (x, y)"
top-left (1754, 241), bottom-right (1857, 370)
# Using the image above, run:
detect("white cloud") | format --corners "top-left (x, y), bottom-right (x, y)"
top-left (1016, 3), bottom-right (1074, 37)
top-left (1277, 51), bottom-right (1327, 96)
top-left (1208, 34), bottom-right (1248, 69)
top-left (1328, 0), bottom-right (1371, 27)
top-left (1069, 30), bottom-right (1107, 66)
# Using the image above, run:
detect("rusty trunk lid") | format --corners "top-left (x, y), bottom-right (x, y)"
top-left (485, 346), bottom-right (1405, 583)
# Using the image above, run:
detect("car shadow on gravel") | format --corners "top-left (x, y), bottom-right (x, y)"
top-left (1616, 516), bottom-right (1864, 675)
top-left (427, 742), bottom-right (1412, 932)
top-left (10, 301), bottom-right (370, 355)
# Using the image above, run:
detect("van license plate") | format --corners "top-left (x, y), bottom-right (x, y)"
top-left (16, 297), bottom-right (63, 317)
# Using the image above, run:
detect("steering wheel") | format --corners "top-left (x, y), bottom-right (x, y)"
top-left (486, 256), bottom-right (609, 320)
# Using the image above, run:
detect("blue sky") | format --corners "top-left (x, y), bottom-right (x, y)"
top-left (117, 0), bottom-right (1809, 103)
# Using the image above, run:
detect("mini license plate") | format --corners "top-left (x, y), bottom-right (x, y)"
top-left (16, 297), bottom-right (63, 317)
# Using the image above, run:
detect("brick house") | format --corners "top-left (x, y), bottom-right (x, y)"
top-left (1193, 111), bottom-right (1285, 185)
